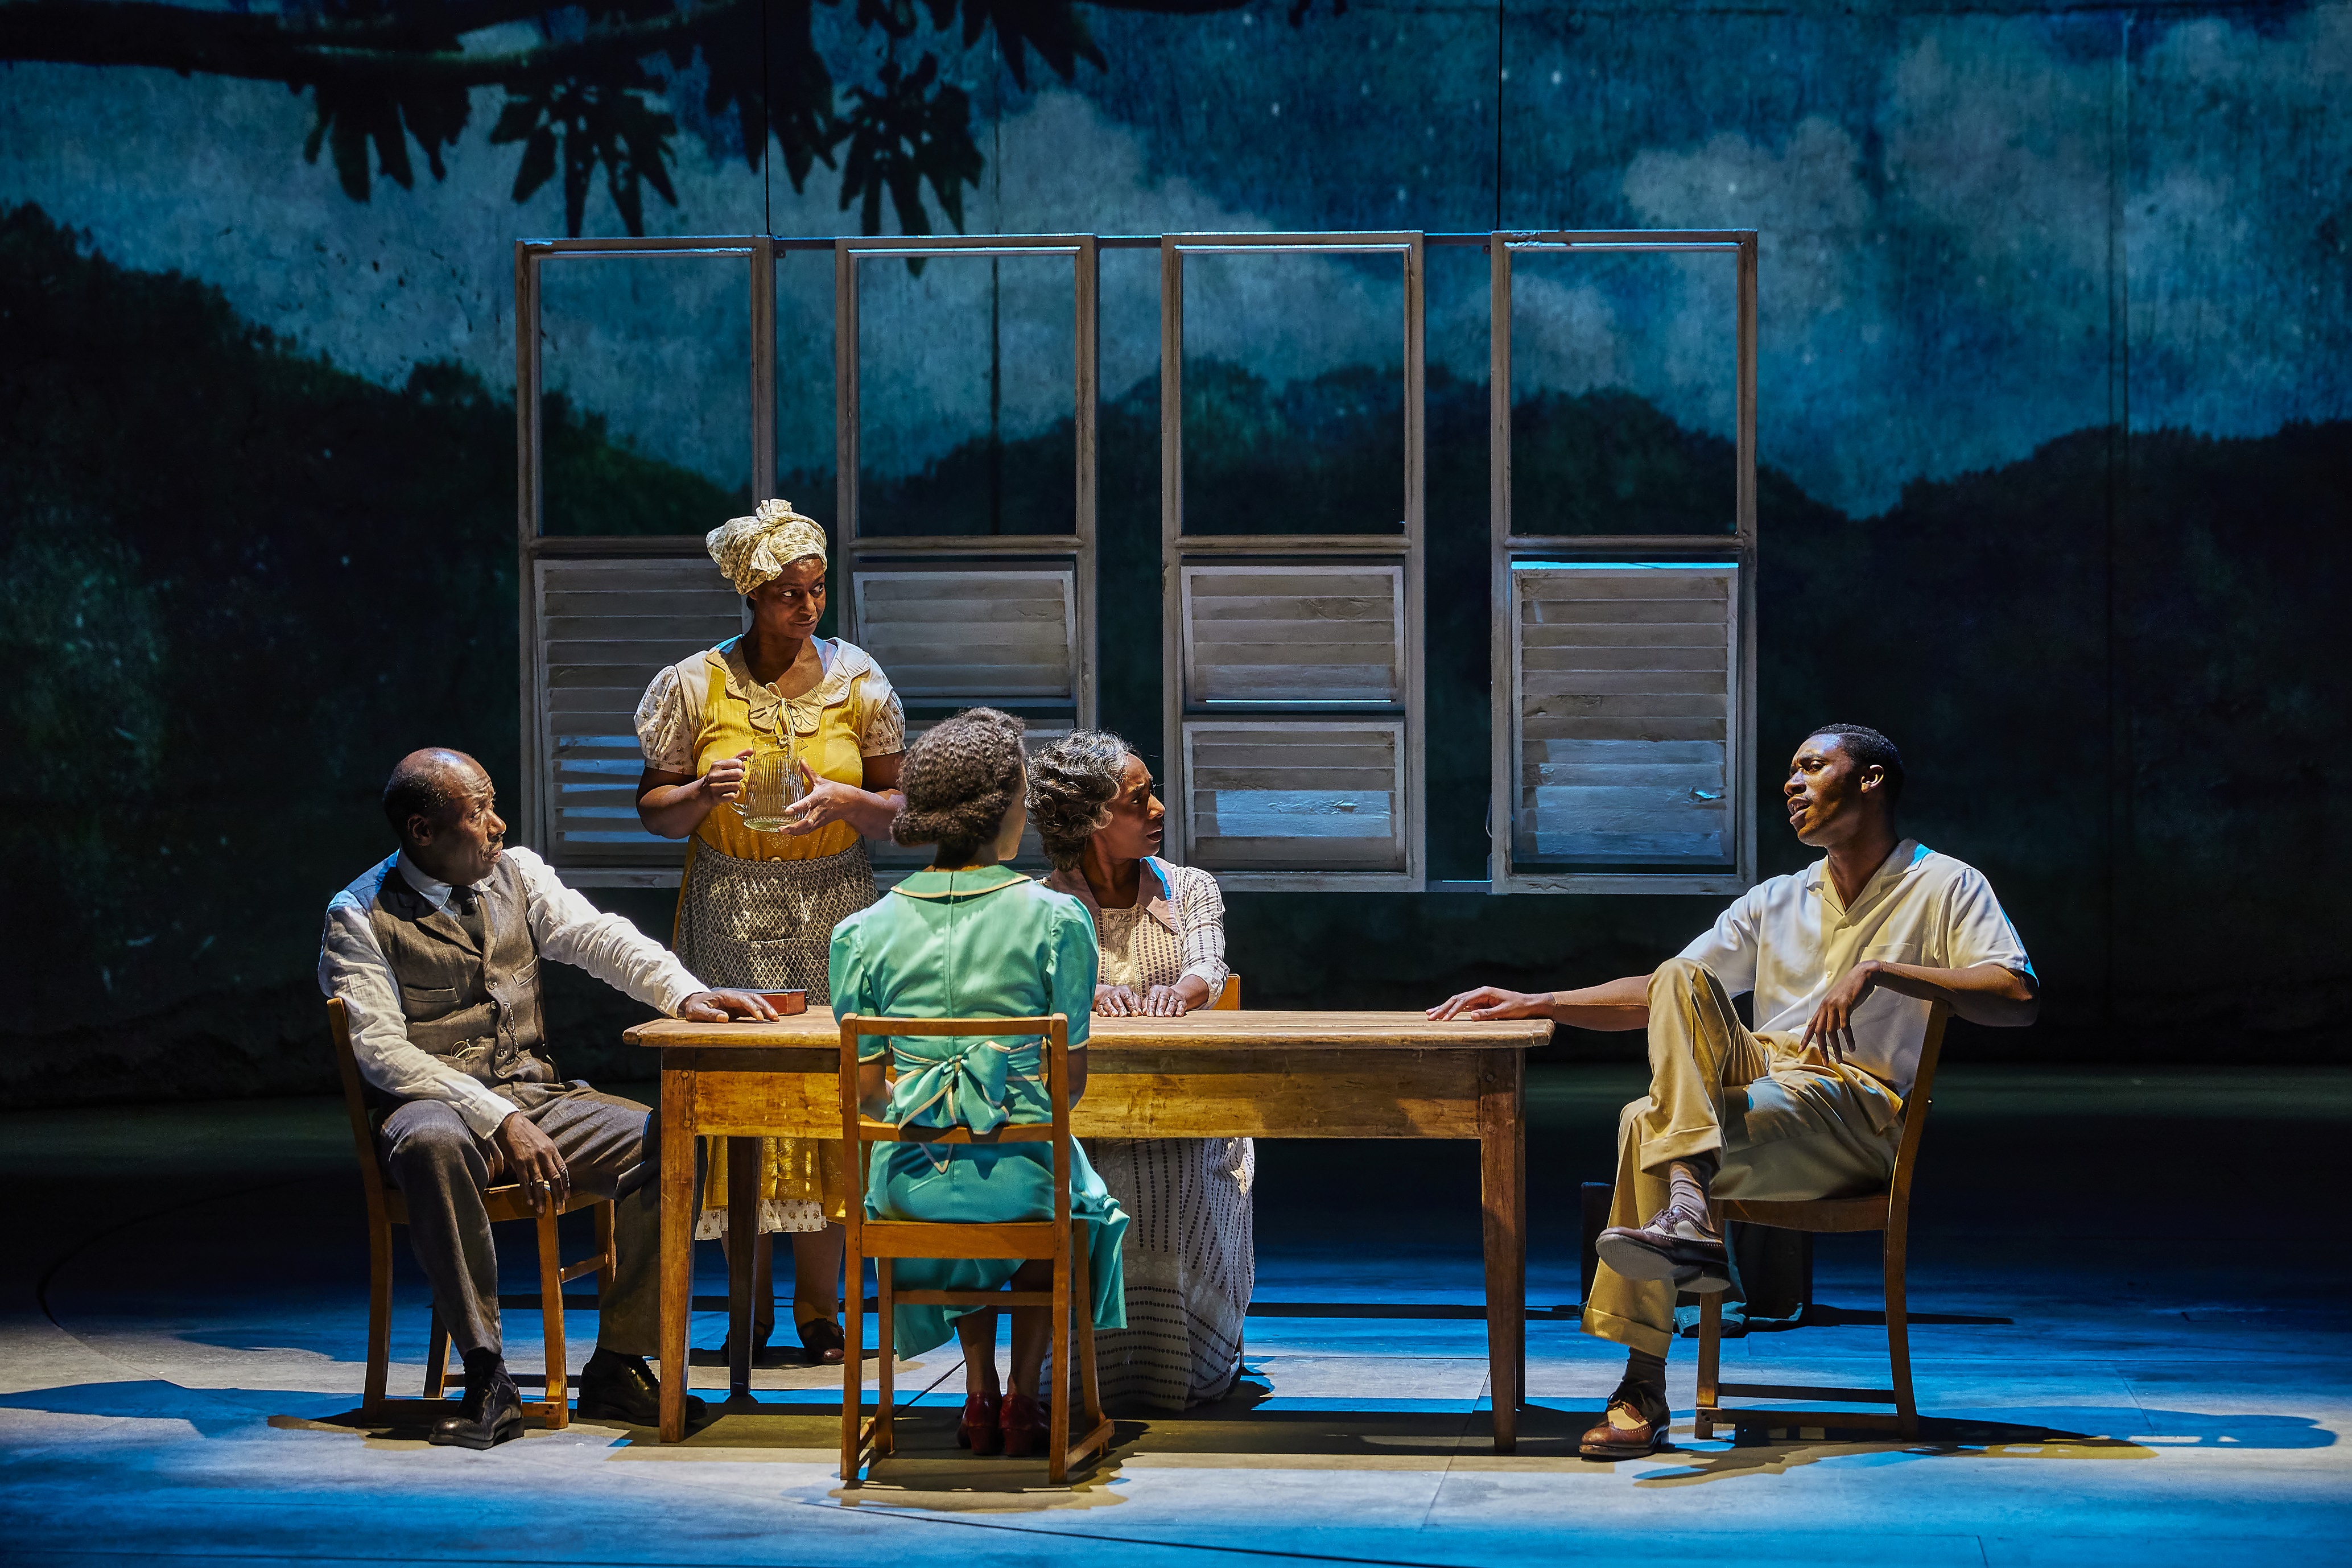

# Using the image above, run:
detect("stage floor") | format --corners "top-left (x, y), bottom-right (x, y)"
top-left (3, 1065), bottom-right (2347, 1566)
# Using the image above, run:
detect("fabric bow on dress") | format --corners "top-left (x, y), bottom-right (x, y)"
top-left (888, 1038), bottom-right (1018, 1136)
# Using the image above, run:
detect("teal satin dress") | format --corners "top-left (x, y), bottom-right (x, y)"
top-left (828, 865), bottom-right (1129, 1359)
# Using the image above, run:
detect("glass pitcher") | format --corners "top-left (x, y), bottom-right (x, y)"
top-left (740, 731), bottom-right (803, 833)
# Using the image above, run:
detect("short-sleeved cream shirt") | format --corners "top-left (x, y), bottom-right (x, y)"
top-left (1678, 839), bottom-right (2034, 1095)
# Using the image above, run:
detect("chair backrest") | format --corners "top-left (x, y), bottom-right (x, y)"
top-left (1210, 973), bottom-right (1241, 1010)
top-left (1885, 1001), bottom-right (1951, 1210)
top-left (836, 1013), bottom-right (1076, 1236)
top-left (326, 998), bottom-right (393, 1214)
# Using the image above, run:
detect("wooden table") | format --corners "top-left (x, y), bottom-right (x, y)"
top-left (626, 1006), bottom-right (1552, 1449)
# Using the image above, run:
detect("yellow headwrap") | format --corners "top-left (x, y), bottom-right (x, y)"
top-left (706, 498), bottom-right (828, 596)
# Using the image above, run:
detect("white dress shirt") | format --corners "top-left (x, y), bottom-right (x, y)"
top-left (317, 845), bottom-right (705, 1137)
top-left (1678, 839), bottom-right (2035, 1096)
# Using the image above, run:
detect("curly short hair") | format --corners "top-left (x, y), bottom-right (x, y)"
top-left (1028, 729), bottom-right (1132, 870)
top-left (1806, 722), bottom-right (1905, 804)
top-left (891, 708), bottom-right (1028, 864)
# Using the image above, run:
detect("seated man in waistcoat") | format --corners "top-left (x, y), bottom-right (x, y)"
top-left (319, 748), bottom-right (777, 1449)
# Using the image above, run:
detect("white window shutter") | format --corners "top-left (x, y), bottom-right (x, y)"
top-left (535, 556), bottom-right (744, 871)
top-left (1182, 720), bottom-right (1406, 873)
top-left (1181, 565), bottom-right (1402, 707)
top-left (853, 569), bottom-right (1077, 709)
top-left (1512, 563), bottom-right (1736, 868)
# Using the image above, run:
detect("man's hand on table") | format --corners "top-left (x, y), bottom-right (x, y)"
top-left (676, 989), bottom-right (782, 1022)
top-left (493, 1113), bottom-right (570, 1214)
top-left (1426, 986), bottom-right (1551, 1022)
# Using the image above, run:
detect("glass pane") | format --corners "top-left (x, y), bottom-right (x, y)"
top-left (773, 246), bottom-right (837, 534)
top-left (1181, 250), bottom-right (1406, 537)
top-left (538, 253), bottom-right (753, 536)
top-left (1508, 249), bottom-right (1738, 536)
top-left (855, 252), bottom-right (1078, 538)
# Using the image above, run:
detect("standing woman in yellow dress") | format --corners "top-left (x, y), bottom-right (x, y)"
top-left (632, 499), bottom-right (907, 1365)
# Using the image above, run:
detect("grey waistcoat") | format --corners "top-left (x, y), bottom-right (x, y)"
top-left (367, 855), bottom-right (556, 1090)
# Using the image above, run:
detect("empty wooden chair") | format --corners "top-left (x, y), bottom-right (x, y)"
top-left (837, 1010), bottom-right (1115, 1486)
top-left (328, 997), bottom-right (616, 1428)
top-left (1694, 1001), bottom-right (1951, 1441)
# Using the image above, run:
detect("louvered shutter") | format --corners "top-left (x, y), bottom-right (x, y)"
top-left (852, 570), bottom-right (1078, 710)
top-left (1183, 720), bottom-right (1406, 872)
top-left (1511, 563), bottom-right (1736, 867)
top-left (535, 556), bottom-right (744, 871)
top-left (1181, 566), bottom-right (1402, 706)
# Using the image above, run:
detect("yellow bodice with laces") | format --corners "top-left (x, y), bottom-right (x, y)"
top-left (688, 637), bottom-right (889, 863)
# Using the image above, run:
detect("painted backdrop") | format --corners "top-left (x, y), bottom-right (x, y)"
top-left (3, 0), bottom-right (2346, 1102)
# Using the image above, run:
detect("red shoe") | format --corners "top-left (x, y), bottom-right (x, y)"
top-left (956, 1392), bottom-right (1002, 1455)
top-left (998, 1392), bottom-right (1045, 1458)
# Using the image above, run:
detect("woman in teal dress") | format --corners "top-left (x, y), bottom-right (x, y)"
top-left (828, 707), bottom-right (1128, 1459)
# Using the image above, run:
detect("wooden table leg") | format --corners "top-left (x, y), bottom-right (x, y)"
top-left (658, 1064), bottom-right (694, 1443)
top-left (1479, 1050), bottom-right (1526, 1453)
top-left (727, 1134), bottom-right (760, 1402)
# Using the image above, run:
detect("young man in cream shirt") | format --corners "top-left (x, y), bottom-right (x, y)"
top-left (1430, 724), bottom-right (2038, 1459)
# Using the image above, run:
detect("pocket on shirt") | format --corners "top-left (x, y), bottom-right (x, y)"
top-left (399, 983), bottom-right (460, 1012)
top-left (1860, 941), bottom-right (1922, 965)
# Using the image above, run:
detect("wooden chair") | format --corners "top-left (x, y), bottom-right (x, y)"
top-left (328, 997), bottom-right (616, 1428)
top-left (1694, 1001), bottom-right (1951, 1441)
top-left (837, 1012), bottom-right (1115, 1486)
top-left (1209, 973), bottom-right (1241, 1010)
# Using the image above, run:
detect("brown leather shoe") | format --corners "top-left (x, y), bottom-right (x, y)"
top-left (1596, 1203), bottom-right (1731, 1291)
top-left (1578, 1383), bottom-right (1673, 1460)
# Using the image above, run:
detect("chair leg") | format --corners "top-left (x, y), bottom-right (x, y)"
top-left (1073, 1229), bottom-right (1104, 1435)
top-left (841, 1238), bottom-right (864, 1486)
top-left (1884, 1222), bottom-right (1916, 1439)
top-left (538, 1207), bottom-right (569, 1429)
top-left (595, 1200), bottom-right (618, 1304)
top-left (365, 1220), bottom-right (394, 1420)
top-left (873, 1258), bottom-right (895, 1457)
top-left (1693, 1293), bottom-right (1721, 1441)
top-left (1047, 1240), bottom-right (1072, 1485)
top-left (424, 1309), bottom-right (451, 1401)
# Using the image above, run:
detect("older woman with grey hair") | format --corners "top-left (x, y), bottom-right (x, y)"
top-left (1028, 729), bottom-right (1252, 1411)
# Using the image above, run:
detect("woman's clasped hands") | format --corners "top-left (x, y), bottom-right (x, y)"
top-left (1094, 982), bottom-right (1192, 1017)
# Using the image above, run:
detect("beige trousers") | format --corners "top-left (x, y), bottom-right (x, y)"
top-left (1581, 958), bottom-right (1908, 1357)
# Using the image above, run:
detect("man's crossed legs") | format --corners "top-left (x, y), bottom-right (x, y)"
top-left (1578, 958), bottom-right (1905, 1458)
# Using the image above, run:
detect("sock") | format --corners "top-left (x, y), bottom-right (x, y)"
top-left (1668, 1154), bottom-right (1718, 1222)
top-left (1611, 1348), bottom-right (1669, 1426)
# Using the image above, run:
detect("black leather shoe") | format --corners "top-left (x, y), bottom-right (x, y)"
top-left (428, 1368), bottom-right (525, 1450)
top-left (798, 1317), bottom-right (847, 1366)
top-left (576, 1352), bottom-right (711, 1430)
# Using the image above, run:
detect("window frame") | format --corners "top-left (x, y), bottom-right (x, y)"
top-left (831, 234), bottom-right (1100, 734)
top-left (514, 236), bottom-right (774, 887)
top-left (1159, 231), bottom-right (1428, 892)
top-left (1486, 230), bottom-right (1760, 896)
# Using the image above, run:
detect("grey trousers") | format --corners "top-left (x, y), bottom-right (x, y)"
top-left (378, 1082), bottom-right (662, 1360)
